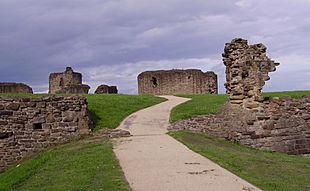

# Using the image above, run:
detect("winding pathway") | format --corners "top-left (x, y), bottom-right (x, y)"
top-left (113, 96), bottom-right (261, 191)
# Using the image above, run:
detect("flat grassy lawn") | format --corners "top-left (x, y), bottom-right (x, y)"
top-left (85, 94), bottom-right (166, 130)
top-left (0, 139), bottom-right (131, 191)
top-left (171, 90), bottom-right (310, 122)
top-left (169, 131), bottom-right (310, 191)
top-left (0, 93), bottom-right (166, 130)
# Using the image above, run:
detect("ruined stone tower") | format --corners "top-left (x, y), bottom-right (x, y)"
top-left (138, 69), bottom-right (217, 95)
top-left (223, 38), bottom-right (280, 109)
top-left (49, 67), bottom-right (90, 94)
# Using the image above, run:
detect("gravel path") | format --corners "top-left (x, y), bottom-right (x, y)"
top-left (113, 95), bottom-right (261, 191)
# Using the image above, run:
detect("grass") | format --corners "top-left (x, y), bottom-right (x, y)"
top-left (0, 138), bottom-right (131, 191)
top-left (0, 93), bottom-right (166, 130)
top-left (169, 131), bottom-right (310, 191)
top-left (171, 90), bottom-right (310, 122)
top-left (170, 94), bottom-right (228, 123)
top-left (85, 94), bottom-right (166, 130)
top-left (262, 90), bottom-right (310, 99)
top-left (0, 93), bottom-right (165, 190)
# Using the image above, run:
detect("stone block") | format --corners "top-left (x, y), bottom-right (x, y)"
top-left (6, 103), bottom-right (20, 111)
top-left (0, 111), bottom-right (13, 116)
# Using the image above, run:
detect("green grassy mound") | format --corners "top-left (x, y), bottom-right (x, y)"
top-left (170, 90), bottom-right (310, 123)
top-left (169, 131), bottom-right (310, 191)
top-left (0, 139), bottom-right (131, 191)
top-left (85, 94), bottom-right (166, 130)
top-left (170, 94), bottom-right (228, 123)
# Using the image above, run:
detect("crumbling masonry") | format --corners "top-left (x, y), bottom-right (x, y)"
top-left (0, 96), bottom-right (92, 172)
top-left (95, 85), bottom-right (118, 94)
top-left (223, 38), bottom-right (279, 109)
top-left (170, 38), bottom-right (310, 155)
top-left (138, 69), bottom-right (217, 95)
top-left (0, 82), bottom-right (33, 94)
top-left (49, 67), bottom-right (90, 94)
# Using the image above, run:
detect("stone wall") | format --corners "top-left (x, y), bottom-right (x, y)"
top-left (0, 96), bottom-right (92, 171)
top-left (170, 96), bottom-right (310, 154)
top-left (138, 69), bottom-right (217, 95)
top-left (49, 67), bottom-right (90, 94)
top-left (169, 38), bottom-right (310, 154)
top-left (0, 83), bottom-right (33, 94)
top-left (95, 85), bottom-right (118, 94)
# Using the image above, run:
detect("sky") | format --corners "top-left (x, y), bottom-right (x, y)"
top-left (0, 0), bottom-right (309, 94)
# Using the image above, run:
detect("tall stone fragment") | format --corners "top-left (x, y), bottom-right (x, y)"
top-left (223, 38), bottom-right (279, 109)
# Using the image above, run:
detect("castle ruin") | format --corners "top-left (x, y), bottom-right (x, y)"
top-left (138, 69), bottom-right (217, 95)
top-left (0, 82), bottom-right (33, 94)
top-left (170, 38), bottom-right (310, 155)
top-left (95, 85), bottom-right (118, 94)
top-left (49, 67), bottom-right (90, 94)
top-left (223, 38), bottom-right (280, 109)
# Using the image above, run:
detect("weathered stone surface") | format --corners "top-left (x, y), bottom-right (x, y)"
top-left (95, 85), bottom-right (118, 94)
top-left (0, 95), bottom-right (92, 172)
top-left (94, 128), bottom-right (131, 138)
top-left (223, 38), bottom-right (279, 109)
top-left (138, 69), bottom-right (217, 95)
top-left (170, 97), bottom-right (310, 154)
top-left (0, 82), bottom-right (33, 94)
top-left (170, 38), bottom-right (310, 155)
top-left (6, 103), bottom-right (20, 111)
top-left (49, 67), bottom-right (90, 94)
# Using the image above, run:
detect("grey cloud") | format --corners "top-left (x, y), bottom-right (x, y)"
top-left (0, 0), bottom-right (309, 93)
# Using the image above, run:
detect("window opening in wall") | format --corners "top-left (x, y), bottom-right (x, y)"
top-left (59, 78), bottom-right (63, 87)
top-left (33, 123), bottom-right (43, 130)
top-left (151, 77), bottom-right (158, 87)
top-left (0, 132), bottom-right (13, 139)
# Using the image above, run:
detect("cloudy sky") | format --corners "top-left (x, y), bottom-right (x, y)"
top-left (0, 0), bottom-right (309, 94)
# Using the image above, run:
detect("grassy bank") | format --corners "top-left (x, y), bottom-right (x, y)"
top-left (85, 94), bottom-right (166, 130)
top-left (170, 94), bottom-right (228, 123)
top-left (263, 90), bottom-right (310, 99)
top-left (0, 93), bottom-right (165, 190)
top-left (171, 90), bottom-right (310, 122)
top-left (0, 138), bottom-right (131, 191)
top-left (169, 131), bottom-right (310, 191)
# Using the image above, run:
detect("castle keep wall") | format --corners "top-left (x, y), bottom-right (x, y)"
top-left (138, 69), bottom-right (217, 95)
top-left (0, 96), bottom-right (92, 172)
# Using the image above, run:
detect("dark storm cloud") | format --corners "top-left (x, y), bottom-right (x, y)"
top-left (0, 0), bottom-right (309, 93)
